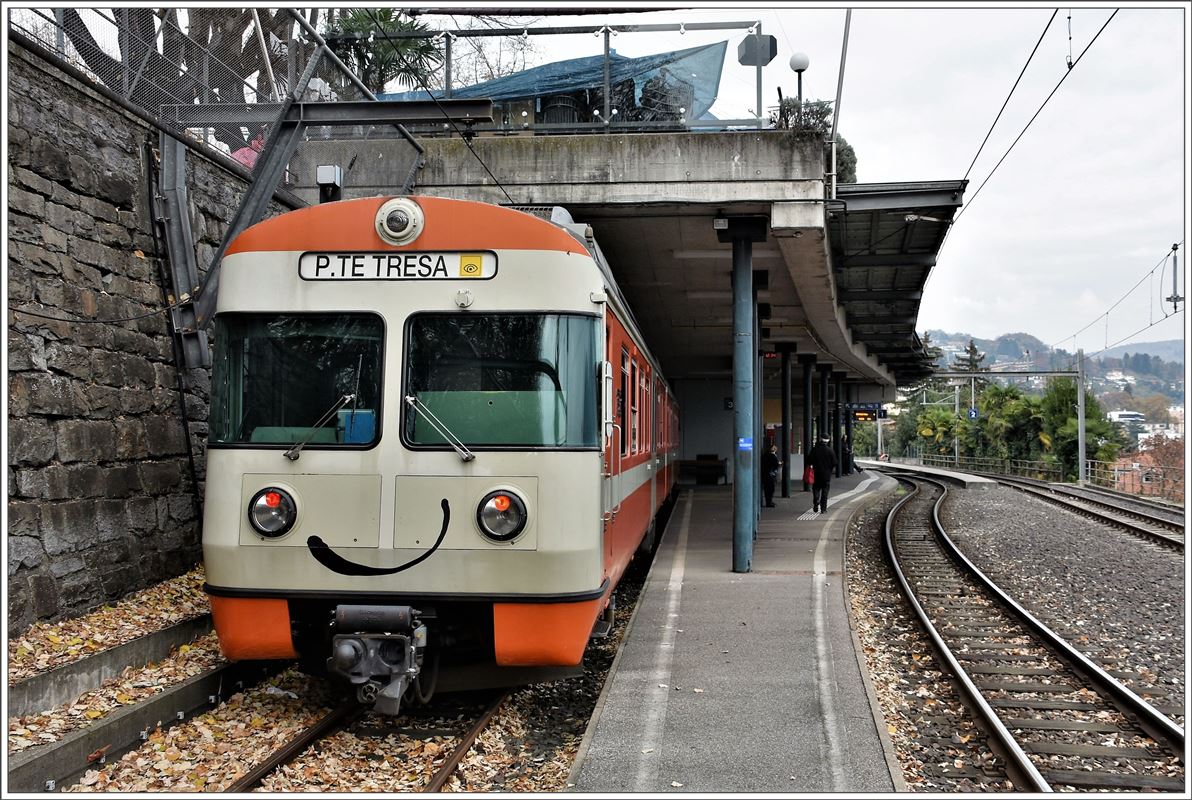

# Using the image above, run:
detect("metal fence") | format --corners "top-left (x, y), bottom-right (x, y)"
top-left (921, 454), bottom-right (1065, 483)
top-left (1086, 460), bottom-right (1185, 505)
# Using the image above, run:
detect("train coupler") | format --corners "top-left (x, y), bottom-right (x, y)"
top-left (326, 604), bottom-right (427, 716)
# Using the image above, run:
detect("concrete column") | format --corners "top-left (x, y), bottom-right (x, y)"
top-left (753, 333), bottom-right (762, 519)
top-left (754, 306), bottom-right (762, 521)
top-left (800, 355), bottom-right (814, 492)
top-left (818, 364), bottom-right (832, 444)
top-left (731, 237), bottom-right (754, 573)
top-left (833, 371), bottom-right (844, 478)
top-left (780, 347), bottom-right (792, 497)
top-left (843, 384), bottom-right (854, 474)
top-left (720, 216), bottom-right (766, 573)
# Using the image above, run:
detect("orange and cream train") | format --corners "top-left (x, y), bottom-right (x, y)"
top-left (202, 195), bottom-right (678, 714)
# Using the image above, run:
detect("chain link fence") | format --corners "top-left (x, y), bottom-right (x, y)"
top-left (8, 7), bottom-right (421, 201)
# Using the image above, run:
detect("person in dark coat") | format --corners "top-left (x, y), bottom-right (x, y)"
top-left (761, 444), bottom-right (782, 507)
top-left (809, 435), bottom-right (838, 513)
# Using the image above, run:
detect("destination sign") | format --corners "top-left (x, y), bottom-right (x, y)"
top-left (299, 251), bottom-right (497, 281)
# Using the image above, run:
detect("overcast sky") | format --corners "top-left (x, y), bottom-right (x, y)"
top-left (427, 1), bottom-right (1189, 356)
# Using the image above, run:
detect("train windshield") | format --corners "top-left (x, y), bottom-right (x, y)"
top-left (209, 314), bottom-right (383, 447)
top-left (405, 313), bottom-right (599, 448)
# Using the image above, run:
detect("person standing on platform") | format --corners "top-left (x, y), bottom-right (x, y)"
top-left (809, 435), bottom-right (837, 513)
top-left (762, 444), bottom-right (782, 508)
top-left (843, 435), bottom-right (859, 474)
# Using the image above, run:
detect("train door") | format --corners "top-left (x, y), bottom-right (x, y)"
top-left (601, 311), bottom-right (629, 572)
top-left (650, 375), bottom-right (659, 515)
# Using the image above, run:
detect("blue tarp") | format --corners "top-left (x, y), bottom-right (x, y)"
top-left (380, 40), bottom-right (727, 121)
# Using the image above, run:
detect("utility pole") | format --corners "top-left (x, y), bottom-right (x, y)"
top-left (953, 383), bottom-right (960, 464)
top-left (1077, 348), bottom-right (1086, 486)
top-left (1167, 243), bottom-right (1182, 312)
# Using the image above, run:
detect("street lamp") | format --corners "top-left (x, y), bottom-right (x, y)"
top-left (789, 52), bottom-right (809, 125)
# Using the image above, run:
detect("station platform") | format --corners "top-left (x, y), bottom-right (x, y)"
top-left (856, 458), bottom-right (997, 488)
top-left (570, 469), bottom-right (905, 793)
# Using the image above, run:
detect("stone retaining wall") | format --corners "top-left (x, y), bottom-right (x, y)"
top-left (6, 43), bottom-right (279, 632)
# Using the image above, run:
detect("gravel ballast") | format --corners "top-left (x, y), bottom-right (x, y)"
top-left (941, 485), bottom-right (1185, 722)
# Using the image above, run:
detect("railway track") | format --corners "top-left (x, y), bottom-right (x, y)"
top-left (987, 475), bottom-right (1184, 548)
top-left (226, 689), bottom-right (509, 792)
top-left (886, 476), bottom-right (1185, 792)
top-left (8, 659), bottom-right (283, 793)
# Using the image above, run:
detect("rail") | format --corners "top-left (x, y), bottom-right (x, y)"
top-left (885, 475), bottom-right (1184, 792)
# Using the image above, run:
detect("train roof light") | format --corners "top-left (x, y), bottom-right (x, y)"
top-left (376, 197), bottom-right (425, 246)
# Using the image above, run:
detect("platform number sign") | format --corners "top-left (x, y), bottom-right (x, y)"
top-left (968, 407), bottom-right (979, 420)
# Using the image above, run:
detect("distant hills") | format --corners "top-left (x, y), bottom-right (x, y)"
top-left (924, 331), bottom-right (1183, 365)
top-left (1095, 340), bottom-right (1184, 364)
top-left (923, 330), bottom-right (1184, 404)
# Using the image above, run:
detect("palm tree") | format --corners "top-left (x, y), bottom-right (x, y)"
top-left (325, 9), bottom-right (442, 94)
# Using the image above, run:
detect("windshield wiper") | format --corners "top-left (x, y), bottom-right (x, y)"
top-left (405, 395), bottom-right (475, 462)
top-left (284, 393), bottom-right (355, 461)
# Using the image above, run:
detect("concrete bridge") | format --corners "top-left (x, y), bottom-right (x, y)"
top-left (294, 131), bottom-right (964, 402)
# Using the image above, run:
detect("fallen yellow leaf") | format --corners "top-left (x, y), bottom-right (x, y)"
top-left (134, 249), bottom-right (146, 259)
top-left (887, 724), bottom-right (897, 735)
top-left (85, 710), bottom-right (104, 719)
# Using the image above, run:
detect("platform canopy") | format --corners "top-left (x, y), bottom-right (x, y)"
top-left (828, 181), bottom-right (967, 384)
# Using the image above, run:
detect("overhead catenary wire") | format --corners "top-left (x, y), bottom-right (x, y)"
top-left (1079, 308), bottom-right (1185, 363)
top-left (961, 9), bottom-right (1057, 185)
top-left (1049, 243), bottom-right (1183, 352)
top-left (951, 9), bottom-right (1118, 226)
top-left (363, 8), bottom-right (515, 204)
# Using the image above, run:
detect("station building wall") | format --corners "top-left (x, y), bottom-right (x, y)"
top-left (5, 43), bottom-right (276, 632)
top-left (673, 379), bottom-right (735, 483)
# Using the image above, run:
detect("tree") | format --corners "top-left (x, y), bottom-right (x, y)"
top-left (1140, 434), bottom-right (1184, 470)
top-left (976, 384), bottom-right (1048, 461)
top-left (835, 135), bottom-right (857, 183)
top-left (441, 14), bottom-right (541, 86)
top-left (325, 9), bottom-right (442, 94)
top-left (1040, 378), bottom-right (1122, 479)
top-left (953, 338), bottom-right (989, 374)
top-left (1133, 393), bottom-right (1173, 425)
top-left (915, 407), bottom-right (961, 456)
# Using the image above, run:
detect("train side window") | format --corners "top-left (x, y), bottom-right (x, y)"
top-left (644, 371), bottom-right (652, 451)
top-left (630, 360), bottom-right (639, 454)
top-left (620, 348), bottom-right (629, 457)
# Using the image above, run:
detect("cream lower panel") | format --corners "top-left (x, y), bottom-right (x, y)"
top-left (394, 476), bottom-right (538, 551)
top-left (203, 542), bottom-right (600, 596)
top-left (238, 473), bottom-right (381, 548)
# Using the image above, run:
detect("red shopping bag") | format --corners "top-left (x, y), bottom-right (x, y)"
top-left (803, 466), bottom-right (815, 484)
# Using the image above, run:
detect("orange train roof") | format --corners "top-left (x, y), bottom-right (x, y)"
top-left (225, 196), bottom-right (588, 256)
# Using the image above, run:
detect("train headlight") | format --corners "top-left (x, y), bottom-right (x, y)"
top-left (476, 491), bottom-right (528, 542)
top-left (375, 197), bottom-right (424, 245)
top-left (248, 487), bottom-right (297, 537)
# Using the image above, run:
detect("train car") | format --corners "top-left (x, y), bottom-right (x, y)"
top-left (202, 195), bottom-right (679, 714)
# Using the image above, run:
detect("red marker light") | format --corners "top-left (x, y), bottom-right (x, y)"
top-left (493, 495), bottom-right (511, 512)
top-left (264, 491), bottom-right (282, 508)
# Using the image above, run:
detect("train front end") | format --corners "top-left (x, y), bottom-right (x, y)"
top-left (201, 196), bottom-right (610, 713)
